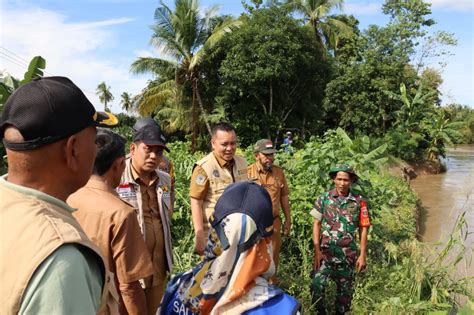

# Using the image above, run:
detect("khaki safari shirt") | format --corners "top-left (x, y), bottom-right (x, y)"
top-left (247, 163), bottom-right (289, 217)
top-left (0, 176), bottom-right (105, 315)
top-left (68, 178), bottom-right (153, 313)
top-left (131, 163), bottom-right (167, 288)
top-left (190, 153), bottom-right (235, 199)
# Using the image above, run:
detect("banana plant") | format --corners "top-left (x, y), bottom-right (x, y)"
top-left (425, 110), bottom-right (465, 161)
top-left (384, 82), bottom-right (436, 132)
top-left (1, 56), bottom-right (45, 174)
top-left (0, 56), bottom-right (46, 106)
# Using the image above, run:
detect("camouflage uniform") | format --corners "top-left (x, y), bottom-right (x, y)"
top-left (310, 189), bottom-right (370, 314)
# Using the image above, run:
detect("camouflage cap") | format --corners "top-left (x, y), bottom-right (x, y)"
top-left (328, 164), bottom-right (358, 182)
top-left (254, 139), bottom-right (276, 154)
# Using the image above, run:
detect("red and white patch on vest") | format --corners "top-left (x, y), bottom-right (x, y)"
top-left (359, 200), bottom-right (370, 227)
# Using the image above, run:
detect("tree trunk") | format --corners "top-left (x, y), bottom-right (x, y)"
top-left (301, 116), bottom-right (306, 141)
top-left (269, 80), bottom-right (273, 115)
top-left (264, 81), bottom-right (273, 139)
top-left (193, 79), bottom-right (212, 137)
top-left (274, 128), bottom-right (280, 146)
top-left (313, 23), bottom-right (326, 61)
top-left (191, 88), bottom-right (197, 152)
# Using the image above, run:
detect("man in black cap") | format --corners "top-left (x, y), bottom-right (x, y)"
top-left (132, 117), bottom-right (175, 201)
top-left (117, 123), bottom-right (173, 315)
top-left (0, 76), bottom-right (118, 314)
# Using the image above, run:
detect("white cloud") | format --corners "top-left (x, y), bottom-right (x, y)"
top-left (72, 17), bottom-right (135, 29)
top-left (344, 1), bottom-right (382, 15)
top-left (428, 0), bottom-right (474, 11)
top-left (1, 6), bottom-right (146, 113)
top-left (134, 49), bottom-right (155, 58)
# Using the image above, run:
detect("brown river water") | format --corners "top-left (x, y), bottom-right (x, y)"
top-left (411, 145), bottom-right (474, 278)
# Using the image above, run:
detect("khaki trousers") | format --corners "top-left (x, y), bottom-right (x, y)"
top-left (143, 210), bottom-right (166, 315)
top-left (269, 217), bottom-right (282, 283)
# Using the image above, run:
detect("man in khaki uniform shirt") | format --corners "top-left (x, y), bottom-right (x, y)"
top-left (118, 124), bottom-right (173, 315)
top-left (0, 76), bottom-right (119, 314)
top-left (247, 139), bottom-right (291, 284)
top-left (68, 129), bottom-right (153, 314)
top-left (190, 122), bottom-right (248, 254)
top-left (132, 118), bottom-right (175, 197)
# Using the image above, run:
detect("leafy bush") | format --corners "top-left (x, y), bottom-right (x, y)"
top-left (385, 129), bottom-right (427, 160)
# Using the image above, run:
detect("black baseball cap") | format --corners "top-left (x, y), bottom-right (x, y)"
top-left (1, 76), bottom-right (118, 151)
top-left (133, 117), bottom-right (161, 133)
top-left (133, 123), bottom-right (169, 152)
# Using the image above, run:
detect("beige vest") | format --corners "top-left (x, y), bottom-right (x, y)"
top-left (196, 152), bottom-right (248, 225)
top-left (0, 179), bottom-right (115, 315)
top-left (119, 158), bottom-right (174, 273)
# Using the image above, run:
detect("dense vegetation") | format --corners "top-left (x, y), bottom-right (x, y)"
top-left (0, 0), bottom-right (473, 313)
top-left (165, 130), bottom-right (473, 313)
top-left (1, 0), bottom-right (473, 171)
top-left (126, 0), bottom-right (473, 162)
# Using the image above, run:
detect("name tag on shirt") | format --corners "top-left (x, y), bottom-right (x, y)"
top-left (117, 183), bottom-right (137, 199)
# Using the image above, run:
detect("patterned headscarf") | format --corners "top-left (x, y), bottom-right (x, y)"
top-left (174, 213), bottom-right (280, 314)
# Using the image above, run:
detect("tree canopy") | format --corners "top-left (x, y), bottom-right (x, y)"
top-left (129, 0), bottom-right (469, 159)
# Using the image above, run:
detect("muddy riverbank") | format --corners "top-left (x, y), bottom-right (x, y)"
top-left (411, 145), bottom-right (474, 278)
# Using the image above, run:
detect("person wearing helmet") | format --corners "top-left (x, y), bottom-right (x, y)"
top-left (310, 164), bottom-right (370, 315)
top-left (159, 181), bottom-right (301, 315)
top-left (133, 118), bottom-right (175, 200)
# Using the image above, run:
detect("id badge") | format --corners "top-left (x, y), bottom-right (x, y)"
top-left (117, 184), bottom-right (138, 206)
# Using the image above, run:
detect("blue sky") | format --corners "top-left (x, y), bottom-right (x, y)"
top-left (1, 0), bottom-right (473, 113)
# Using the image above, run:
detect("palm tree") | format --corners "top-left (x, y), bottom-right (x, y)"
top-left (120, 92), bottom-right (134, 112)
top-left (131, 0), bottom-right (241, 149)
top-left (287, 0), bottom-right (352, 55)
top-left (96, 82), bottom-right (114, 112)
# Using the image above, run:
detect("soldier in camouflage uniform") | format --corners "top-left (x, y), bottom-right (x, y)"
top-left (310, 164), bottom-right (370, 315)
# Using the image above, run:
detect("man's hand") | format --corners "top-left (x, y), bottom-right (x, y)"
top-left (313, 249), bottom-right (324, 270)
top-left (194, 230), bottom-right (207, 255)
top-left (283, 219), bottom-right (291, 236)
top-left (355, 254), bottom-right (367, 272)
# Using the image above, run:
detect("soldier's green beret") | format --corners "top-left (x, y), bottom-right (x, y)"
top-left (328, 164), bottom-right (358, 182)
